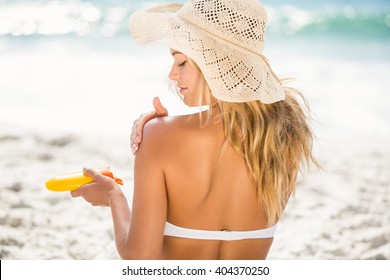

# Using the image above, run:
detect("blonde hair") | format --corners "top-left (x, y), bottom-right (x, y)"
top-left (170, 58), bottom-right (318, 226)
top-left (218, 89), bottom-right (317, 225)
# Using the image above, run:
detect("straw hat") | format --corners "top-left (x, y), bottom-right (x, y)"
top-left (129, 0), bottom-right (285, 104)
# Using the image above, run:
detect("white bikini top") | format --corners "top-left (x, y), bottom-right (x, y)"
top-left (164, 222), bottom-right (277, 241)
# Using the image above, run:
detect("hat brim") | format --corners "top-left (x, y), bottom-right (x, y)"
top-left (129, 3), bottom-right (285, 104)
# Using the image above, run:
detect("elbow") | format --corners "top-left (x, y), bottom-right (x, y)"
top-left (116, 238), bottom-right (162, 260)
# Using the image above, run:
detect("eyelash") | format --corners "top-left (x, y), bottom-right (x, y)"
top-left (178, 61), bottom-right (187, 67)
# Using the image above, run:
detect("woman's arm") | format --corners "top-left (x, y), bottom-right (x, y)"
top-left (70, 169), bottom-right (133, 257)
top-left (121, 120), bottom-right (168, 259)
top-left (72, 120), bottom-right (168, 259)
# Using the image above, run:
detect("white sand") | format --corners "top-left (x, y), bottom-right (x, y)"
top-left (269, 136), bottom-right (390, 259)
top-left (0, 123), bottom-right (130, 259)
top-left (1, 121), bottom-right (389, 259)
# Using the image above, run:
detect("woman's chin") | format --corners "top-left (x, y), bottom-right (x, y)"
top-left (183, 99), bottom-right (196, 107)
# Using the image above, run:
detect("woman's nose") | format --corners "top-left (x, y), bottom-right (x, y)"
top-left (169, 65), bottom-right (179, 81)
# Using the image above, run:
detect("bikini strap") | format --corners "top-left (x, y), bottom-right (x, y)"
top-left (164, 222), bottom-right (277, 241)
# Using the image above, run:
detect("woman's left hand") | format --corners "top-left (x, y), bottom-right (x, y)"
top-left (130, 97), bottom-right (168, 154)
top-left (70, 167), bottom-right (119, 207)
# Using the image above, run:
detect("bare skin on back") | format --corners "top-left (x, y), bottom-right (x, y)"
top-left (138, 113), bottom-right (273, 259)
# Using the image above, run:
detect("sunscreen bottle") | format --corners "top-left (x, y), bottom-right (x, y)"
top-left (45, 167), bottom-right (123, 192)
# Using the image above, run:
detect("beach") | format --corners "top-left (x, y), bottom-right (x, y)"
top-left (1, 124), bottom-right (389, 260)
top-left (1, 0), bottom-right (389, 260)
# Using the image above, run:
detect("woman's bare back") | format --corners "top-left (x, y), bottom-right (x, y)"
top-left (144, 114), bottom-right (274, 259)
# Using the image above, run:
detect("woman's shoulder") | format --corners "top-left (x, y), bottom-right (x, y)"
top-left (140, 115), bottom-right (199, 151)
top-left (143, 114), bottom-right (196, 136)
top-left (140, 113), bottom-right (222, 154)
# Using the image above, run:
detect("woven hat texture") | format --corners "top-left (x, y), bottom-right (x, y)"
top-left (129, 0), bottom-right (285, 104)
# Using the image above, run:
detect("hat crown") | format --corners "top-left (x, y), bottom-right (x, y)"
top-left (178, 0), bottom-right (267, 54)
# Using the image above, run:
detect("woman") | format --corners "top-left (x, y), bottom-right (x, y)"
top-left (71, 0), bottom-right (317, 259)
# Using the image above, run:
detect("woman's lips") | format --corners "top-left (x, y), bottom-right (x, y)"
top-left (179, 87), bottom-right (188, 94)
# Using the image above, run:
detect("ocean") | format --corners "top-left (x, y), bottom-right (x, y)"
top-left (1, 0), bottom-right (389, 139)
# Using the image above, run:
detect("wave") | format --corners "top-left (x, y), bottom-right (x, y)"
top-left (0, 1), bottom-right (389, 40)
top-left (266, 5), bottom-right (390, 40)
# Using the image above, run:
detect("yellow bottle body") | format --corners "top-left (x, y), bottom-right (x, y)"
top-left (45, 167), bottom-right (123, 192)
top-left (46, 172), bottom-right (94, 192)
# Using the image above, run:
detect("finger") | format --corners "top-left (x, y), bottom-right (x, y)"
top-left (153, 97), bottom-right (168, 116)
top-left (131, 111), bottom-right (152, 146)
top-left (83, 167), bottom-right (100, 180)
top-left (135, 111), bottom-right (155, 142)
top-left (130, 117), bottom-right (140, 147)
top-left (132, 144), bottom-right (139, 155)
top-left (70, 189), bottom-right (82, 197)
